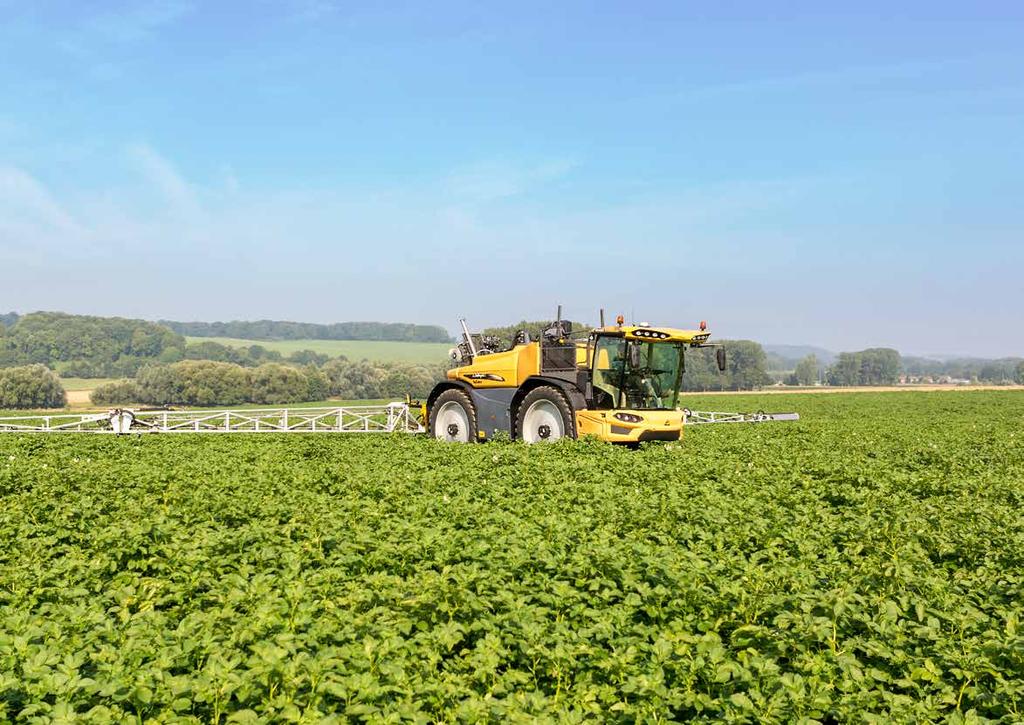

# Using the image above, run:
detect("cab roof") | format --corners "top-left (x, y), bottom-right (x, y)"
top-left (594, 325), bottom-right (711, 344)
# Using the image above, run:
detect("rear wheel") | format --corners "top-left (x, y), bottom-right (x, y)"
top-left (429, 389), bottom-right (477, 442)
top-left (516, 386), bottom-right (575, 443)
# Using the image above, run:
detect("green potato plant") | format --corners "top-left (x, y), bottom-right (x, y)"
top-left (0, 391), bottom-right (1022, 722)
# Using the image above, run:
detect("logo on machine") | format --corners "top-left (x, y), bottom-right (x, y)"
top-left (464, 373), bottom-right (505, 382)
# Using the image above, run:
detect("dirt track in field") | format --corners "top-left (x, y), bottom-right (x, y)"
top-left (681, 384), bottom-right (1024, 396)
top-left (66, 391), bottom-right (93, 406)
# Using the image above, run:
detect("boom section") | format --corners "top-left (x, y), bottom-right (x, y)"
top-left (0, 404), bottom-right (424, 435)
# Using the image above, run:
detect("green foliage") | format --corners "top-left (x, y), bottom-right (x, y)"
top-left (0, 391), bottom-right (1022, 720)
top-left (976, 361), bottom-right (1019, 384)
top-left (184, 341), bottom-right (287, 366)
top-left (0, 312), bottom-right (184, 377)
top-left (481, 319), bottom-right (589, 348)
top-left (187, 337), bottom-right (452, 365)
top-left (684, 340), bottom-right (772, 391)
top-left (136, 361), bottom-right (253, 407)
top-left (250, 364), bottom-right (316, 405)
top-left (827, 348), bottom-right (901, 386)
top-left (903, 356), bottom-right (1024, 382)
top-left (794, 354), bottom-right (819, 386)
top-left (1016, 361), bottom-right (1024, 385)
top-left (0, 364), bottom-right (67, 409)
top-left (322, 359), bottom-right (443, 399)
top-left (163, 318), bottom-right (453, 343)
top-left (127, 359), bottom-right (430, 406)
top-left (89, 380), bottom-right (143, 406)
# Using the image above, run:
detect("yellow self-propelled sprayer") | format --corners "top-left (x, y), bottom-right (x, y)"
top-left (0, 307), bottom-right (797, 440)
top-left (424, 306), bottom-right (798, 444)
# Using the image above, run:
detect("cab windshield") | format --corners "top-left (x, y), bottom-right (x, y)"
top-left (591, 336), bottom-right (684, 410)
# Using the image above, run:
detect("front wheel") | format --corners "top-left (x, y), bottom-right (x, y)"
top-left (515, 386), bottom-right (575, 443)
top-left (429, 389), bottom-right (478, 442)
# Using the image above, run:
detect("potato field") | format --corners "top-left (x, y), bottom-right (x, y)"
top-left (1, 391), bottom-right (1022, 722)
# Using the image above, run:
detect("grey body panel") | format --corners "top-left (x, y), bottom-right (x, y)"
top-left (468, 387), bottom-right (517, 438)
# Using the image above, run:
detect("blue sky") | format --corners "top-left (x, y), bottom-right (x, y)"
top-left (1, 1), bottom-right (1021, 356)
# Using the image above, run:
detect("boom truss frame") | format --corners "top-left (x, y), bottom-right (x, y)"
top-left (0, 403), bottom-right (424, 435)
top-left (682, 409), bottom-right (800, 425)
top-left (0, 404), bottom-right (798, 435)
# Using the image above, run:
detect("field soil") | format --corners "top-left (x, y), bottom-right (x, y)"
top-left (64, 390), bottom-right (93, 407)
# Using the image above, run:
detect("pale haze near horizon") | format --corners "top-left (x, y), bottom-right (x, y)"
top-left (0, 2), bottom-right (1021, 358)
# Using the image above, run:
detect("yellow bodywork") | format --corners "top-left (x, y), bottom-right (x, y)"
top-left (604, 325), bottom-right (711, 345)
top-left (442, 322), bottom-right (711, 443)
top-left (448, 342), bottom-right (542, 388)
top-left (576, 408), bottom-right (685, 443)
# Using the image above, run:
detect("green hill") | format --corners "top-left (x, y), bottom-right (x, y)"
top-left (187, 337), bottom-right (451, 364)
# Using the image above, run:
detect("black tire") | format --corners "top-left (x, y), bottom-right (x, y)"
top-left (428, 388), bottom-right (478, 443)
top-left (514, 385), bottom-right (576, 443)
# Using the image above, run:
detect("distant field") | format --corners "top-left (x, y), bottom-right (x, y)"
top-left (58, 378), bottom-right (118, 408)
top-left (58, 377), bottom-right (119, 391)
top-left (186, 337), bottom-right (452, 364)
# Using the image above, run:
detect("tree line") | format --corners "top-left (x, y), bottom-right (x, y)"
top-left (90, 358), bottom-right (446, 407)
top-left (778, 348), bottom-right (903, 386)
top-left (825, 348), bottom-right (902, 386)
top-left (902, 355), bottom-right (1024, 383)
top-left (0, 312), bottom-right (185, 377)
top-left (160, 319), bottom-right (452, 343)
top-left (180, 340), bottom-right (332, 367)
top-left (0, 312), bottom-right (452, 377)
top-left (778, 348), bottom-right (1024, 386)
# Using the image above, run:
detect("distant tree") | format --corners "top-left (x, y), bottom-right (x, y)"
top-left (827, 352), bottom-right (861, 386)
top-left (724, 340), bottom-right (772, 390)
top-left (827, 348), bottom-right (900, 386)
top-left (336, 360), bottom-right (386, 399)
top-left (90, 380), bottom-right (143, 405)
top-left (794, 354), bottom-right (819, 386)
top-left (303, 365), bottom-right (330, 401)
top-left (136, 361), bottom-right (251, 406)
top-left (160, 319), bottom-right (452, 343)
top-left (0, 312), bottom-right (184, 376)
top-left (243, 345), bottom-right (283, 364)
top-left (978, 363), bottom-right (1005, 383)
top-left (250, 364), bottom-right (311, 404)
top-left (184, 341), bottom-right (245, 364)
top-left (0, 364), bottom-right (67, 409)
top-left (861, 348), bottom-right (901, 384)
top-left (288, 349), bottom-right (330, 366)
top-left (1016, 361), bottom-right (1024, 385)
top-left (158, 347), bottom-right (185, 363)
top-left (682, 340), bottom-right (770, 391)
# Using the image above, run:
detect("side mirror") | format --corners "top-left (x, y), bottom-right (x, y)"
top-left (629, 344), bottom-right (641, 368)
top-left (716, 347), bottom-right (727, 372)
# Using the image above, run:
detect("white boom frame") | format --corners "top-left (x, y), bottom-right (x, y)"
top-left (682, 409), bottom-right (800, 424)
top-left (0, 403), bottom-right (424, 435)
top-left (0, 404), bottom-right (798, 435)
